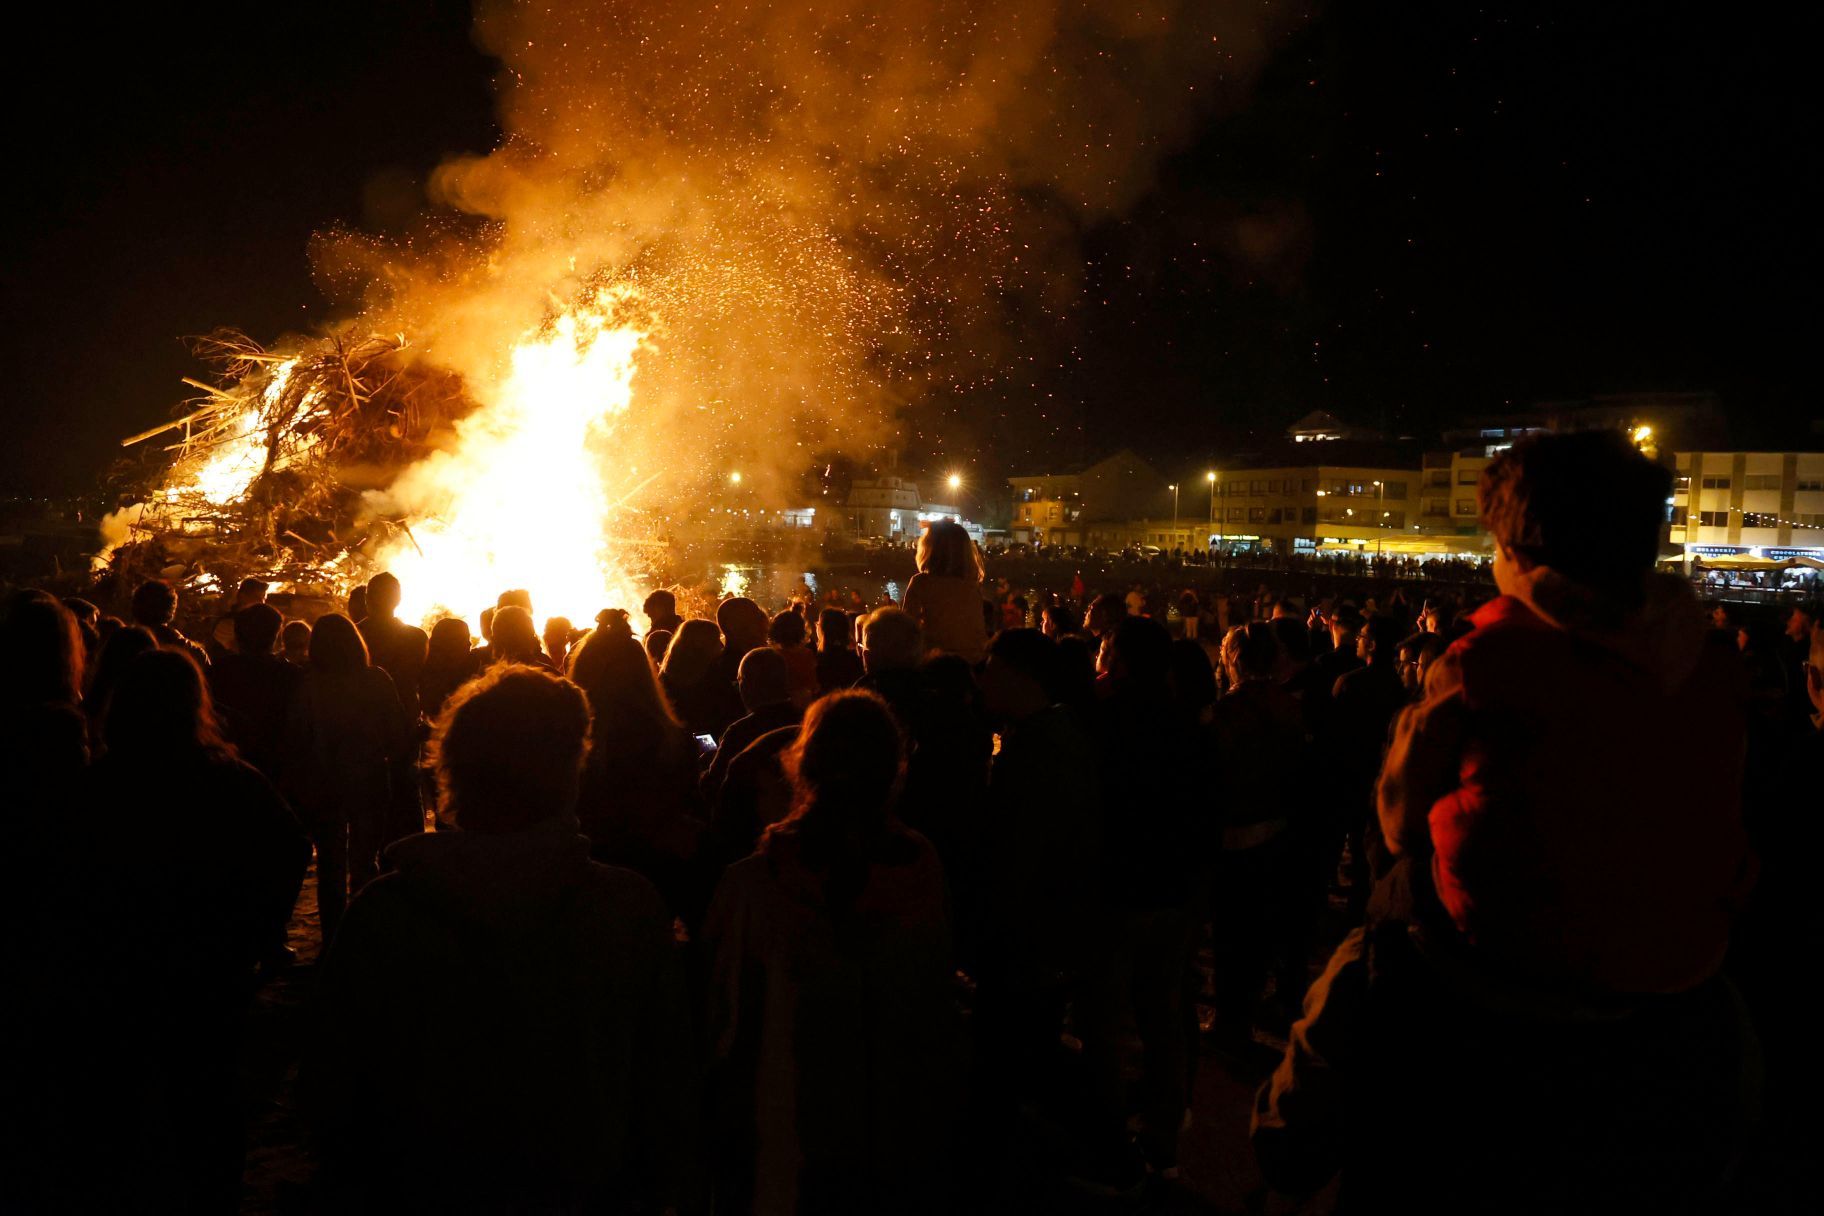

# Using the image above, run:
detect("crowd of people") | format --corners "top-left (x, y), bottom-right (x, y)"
top-left (2, 430), bottom-right (1817, 1213)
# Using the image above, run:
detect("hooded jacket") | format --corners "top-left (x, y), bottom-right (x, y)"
top-left (310, 817), bottom-right (694, 1211)
top-left (1377, 570), bottom-right (1755, 994)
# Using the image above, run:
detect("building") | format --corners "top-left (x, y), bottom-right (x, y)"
top-left (1670, 451), bottom-right (1824, 558)
top-left (841, 475), bottom-right (979, 541)
top-left (1287, 410), bottom-right (1382, 445)
top-left (1417, 448), bottom-right (1493, 540)
top-left (1008, 449), bottom-right (1163, 544)
top-left (1007, 454), bottom-right (1489, 558)
top-left (1443, 391), bottom-right (1725, 459)
top-left (1203, 463), bottom-right (1484, 557)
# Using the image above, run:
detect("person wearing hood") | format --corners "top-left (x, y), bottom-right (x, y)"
top-left (1255, 430), bottom-right (1759, 1213)
top-left (1375, 430), bottom-right (1754, 993)
top-left (702, 690), bottom-right (959, 1215)
top-left (310, 665), bottom-right (695, 1212)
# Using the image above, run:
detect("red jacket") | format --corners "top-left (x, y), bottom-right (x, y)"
top-left (1377, 573), bottom-right (1755, 994)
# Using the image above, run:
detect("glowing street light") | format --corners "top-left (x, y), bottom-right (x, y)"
top-left (729, 471), bottom-right (743, 486)
top-left (1206, 471), bottom-right (1220, 552)
top-left (1373, 479), bottom-right (1386, 558)
top-left (947, 472), bottom-right (963, 493)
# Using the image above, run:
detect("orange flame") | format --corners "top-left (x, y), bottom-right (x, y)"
top-left (368, 289), bottom-right (649, 626)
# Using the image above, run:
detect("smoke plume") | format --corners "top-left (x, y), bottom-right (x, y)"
top-left (317, 0), bottom-right (1305, 502)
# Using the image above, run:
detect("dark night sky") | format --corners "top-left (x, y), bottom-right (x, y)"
top-left (1, 1), bottom-right (1812, 496)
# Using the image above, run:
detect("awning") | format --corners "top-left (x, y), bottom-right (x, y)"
top-left (1695, 555), bottom-right (1789, 571)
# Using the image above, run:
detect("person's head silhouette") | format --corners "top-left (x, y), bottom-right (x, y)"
top-left (428, 665), bottom-right (590, 833)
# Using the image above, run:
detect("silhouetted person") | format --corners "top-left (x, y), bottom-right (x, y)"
top-left (1395, 631), bottom-right (1448, 700)
top-left (814, 607), bottom-right (863, 693)
top-left (282, 614), bottom-right (411, 946)
top-left (662, 617), bottom-right (742, 740)
top-left (716, 596), bottom-right (771, 690)
top-left (419, 616), bottom-right (480, 720)
top-left (769, 609), bottom-right (820, 707)
top-left (483, 603), bottom-right (558, 672)
top-left (855, 605), bottom-right (923, 692)
top-left (496, 587), bottom-right (533, 615)
top-left (644, 588), bottom-right (685, 638)
top-left (1328, 614), bottom-right (1409, 911)
top-left (704, 691), bottom-right (959, 1215)
top-left (311, 667), bottom-right (694, 1211)
top-left (1780, 603), bottom-right (1819, 722)
top-left (130, 578), bottom-right (210, 667)
top-left (81, 623), bottom-right (156, 747)
top-left (1078, 616), bottom-right (1201, 1180)
top-left (703, 646), bottom-right (802, 798)
top-left (706, 723), bottom-right (801, 872)
top-left (971, 629), bottom-right (1101, 1174)
top-left (1208, 622), bottom-right (1314, 1037)
top-left (0, 593), bottom-right (93, 1207)
top-left (570, 626), bottom-right (705, 921)
top-left (1312, 603), bottom-right (1363, 688)
top-left (207, 602), bottom-right (299, 781)
top-left (62, 595), bottom-right (100, 663)
top-left (1082, 591), bottom-right (1127, 643)
top-left (206, 576), bottom-right (268, 660)
top-left (1258, 430), bottom-right (1759, 1214)
top-left (357, 574), bottom-right (431, 842)
top-left (358, 572), bottom-right (429, 723)
top-left (645, 626), bottom-right (673, 665)
top-left (85, 649), bottom-right (307, 1211)
top-left (2, 590), bottom-right (90, 790)
top-left (280, 618), bottom-right (311, 666)
top-left (903, 519), bottom-right (989, 663)
top-left (1167, 635), bottom-right (1218, 725)
top-left (853, 607), bottom-right (991, 909)
top-left (543, 614), bottom-right (575, 673)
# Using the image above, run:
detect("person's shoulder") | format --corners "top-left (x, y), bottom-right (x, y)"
top-left (576, 857), bottom-right (674, 922)
top-left (710, 851), bottom-right (778, 908)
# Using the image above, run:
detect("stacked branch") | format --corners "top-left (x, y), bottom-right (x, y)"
top-left (101, 328), bottom-right (474, 595)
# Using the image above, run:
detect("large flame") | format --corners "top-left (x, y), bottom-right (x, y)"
top-left (370, 290), bottom-right (649, 626)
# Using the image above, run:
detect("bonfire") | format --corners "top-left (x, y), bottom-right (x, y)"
top-left (101, 285), bottom-right (663, 625)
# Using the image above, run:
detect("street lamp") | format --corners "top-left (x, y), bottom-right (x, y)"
top-left (1211, 470), bottom-right (1225, 557)
top-left (1373, 479), bottom-right (1385, 559)
top-left (1168, 483), bottom-right (1178, 546)
top-left (947, 472), bottom-right (963, 493)
top-left (729, 471), bottom-right (742, 486)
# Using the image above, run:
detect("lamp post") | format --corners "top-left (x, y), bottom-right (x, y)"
top-left (1374, 479), bottom-right (1385, 560)
top-left (1168, 483), bottom-right (1178, 548)
top-left (1211, 472), bottom-right (1225, 554)
top-left (1205, 471), bottom-right (1217, 556)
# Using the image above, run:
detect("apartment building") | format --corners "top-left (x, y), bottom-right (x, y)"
top-left (1670, 451), bottom-right (1824, 556)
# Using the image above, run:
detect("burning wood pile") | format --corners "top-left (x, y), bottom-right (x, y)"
top-left (100, 329), bottom-right (471, 597)
top-left (100, 284), bottom-right (665, 625)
